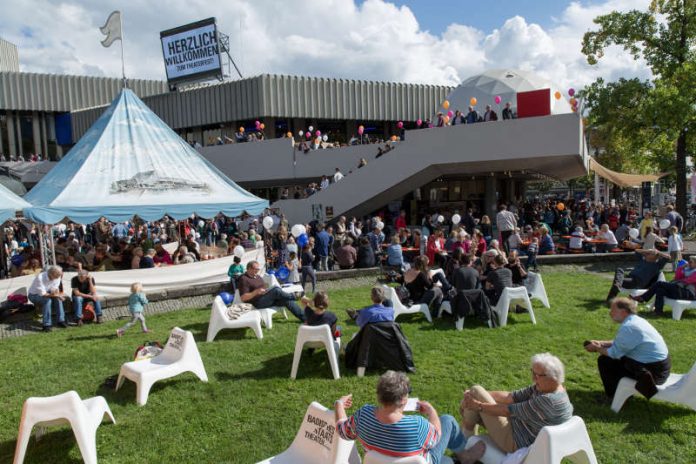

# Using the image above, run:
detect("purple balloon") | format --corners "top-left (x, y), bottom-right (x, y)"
top-left (416, 119), bottom-right (422, 127)
top-left (568, 88), bottom-right (575, 97)
top-left (397, 121), bottom-right (404, 129)
top-left (315, 130), bottom-right (321, 137)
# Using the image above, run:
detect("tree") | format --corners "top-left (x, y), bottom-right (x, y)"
top-left (582, 0), bottom-right (696, 215)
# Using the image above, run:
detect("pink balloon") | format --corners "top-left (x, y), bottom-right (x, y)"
top-left (447, 110), bottom-right (454, 118)
top-left (358, 127), bottom-right (364, 135)
top-left (494, 95), bottom-right (502, 104)
top-left (305, 132), bottom-right (311, 139)
top-left (255, 120), bottom-right (260, 127)
top-left (416, 119), bottom-right (422, 127)
top-left (568, 88), bottom-right (575, 97)
top-left (315, 130), bottom-right (321, 137)
top-left (397, 121), bottom-right (403, 129)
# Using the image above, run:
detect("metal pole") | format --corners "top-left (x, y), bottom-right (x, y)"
top-left (119, 13), bottom-right (127, 87)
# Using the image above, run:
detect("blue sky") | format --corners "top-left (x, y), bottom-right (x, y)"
top-left (380, 0), bottom-right (570, 33)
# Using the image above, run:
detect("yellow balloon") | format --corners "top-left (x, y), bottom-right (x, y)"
top-left (442, 100), bottom-right (450, 110)
top-left (470, 97), bottom-right (477, 106)
top-left (569, 97), bottom-right (577, 106)
top-left (239, 127), bottom-right (245, 133)
top-left (554, 91), bottom-right (562, 100)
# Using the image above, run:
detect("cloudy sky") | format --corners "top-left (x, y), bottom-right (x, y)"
top-left (0, 0), bottom-right (651, 90)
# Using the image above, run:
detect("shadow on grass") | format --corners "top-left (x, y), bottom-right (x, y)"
top-left (579, 297), bottom-right (608, 312)
top-left (215, 351), bottom-right (344, 381)
top-left (95, 374), bottom-right (206, 406)
top-left (570, 389), bottom-right (694, 432)
top-left (67, 333), bottom-right (117, 342)
top-left (0, 429), bottom-right (84, 463)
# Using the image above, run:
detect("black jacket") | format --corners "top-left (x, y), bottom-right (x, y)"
top-left (345, 321), bottom-right (415, 373)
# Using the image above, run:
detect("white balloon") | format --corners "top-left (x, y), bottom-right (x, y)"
top-left (322, 135), bottom-right (328, 142)
top-left (376, 221), bottom-right (384, 230)
top-left (451, 214), bottom-right (461, 225)
top-left (233, 245), bottom-right (245, 258)
top-left (659, 219), bottom-right (671, 229)
top-left (437, 215), bottom-right (444, 224)
top-left (198, 220), bottom-right (204, 228)
top-left (299, 130), bottom-right (304, 136)
top-left (308, 126), bottom-right (314, 132)
top-left (628, 228), bottom-right (639, 239)
top-left (291, 224), bottom-right (305, 238)
top-left (262, 216), bottom-right (274, 230)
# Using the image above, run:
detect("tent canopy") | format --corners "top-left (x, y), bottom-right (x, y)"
top-left (24, 89), bottom-right (268, 224)
top-left (0, 182), bottom-right (30, 224)
top-left (589, 158), bottom-right (668, 189)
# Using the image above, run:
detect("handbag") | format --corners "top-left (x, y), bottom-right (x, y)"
top-left (394, 286), bottom-right (410, 305)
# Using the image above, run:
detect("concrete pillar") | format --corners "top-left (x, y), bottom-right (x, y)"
top-left (505, 178), bottom-right (515, 203)
top-left (291, 118), bottom-right (305, 137)
top-left (194, 127), bottom-right (204, 146)
top-left (6, 112), bottom-right (16, 157)
top-left (41, 113), bottom-right (49, 156)
top-left (32, 112), bottom-right (41, 155)
top-left (484, 175), bottom-right (497, 221)
top-left (345, 120), bottom-right (356, 141)
top-left (15, 113), bottom-right (23, 158)
top-left (265, 117), bottom-right (276, 138)
top-left (0, 113), bottom-right (4, 158)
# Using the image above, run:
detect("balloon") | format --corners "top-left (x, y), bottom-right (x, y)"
top-left (315, 130), bottom-right (321, 137)
top-left (297, 233), bottom-right (308, 248)
top-left (255, 120), bottom-right (260, 127)
top-left (556, 202), bottom-right (565, 211)
top-left (470, 97), bottom-right (477, 106)
top-left (569, 97), bottom-right (577, 106)
top-left (308, 125), bottom-right (314, 132)
top-left (397, 121), bottom-right (403, 129)
top-left (299, 130), bottom-right (304, 136)
top-left (219, 292), bottom-right (234, 305)
top-left (451, 214), bottom-right (461, 225)
top-left (322, 135), bottom-right (328, 142)
top-left (358, 125), bottom-right (364, 135)
top-left (233, 245), bottom-right (245, 258)
top-left (437, 215), bottom-right (444, 224)
top-left (286, 131), bottom-right (293, 138)
top-left (416, 119), bottom-right (422, 127)
top-left (276, 266), bottom-right (290, 282)
top-left (262, 216), bottom-right (274, 230)
top-left (628, 228), bottom-right (640, 239)
top-left (494, 95), bottom-right (502, 105)
top-left (568, 88), bottom-right (575, 97)
top-left (677, 259), bottom-right (688, 268)
top-left (390, 135), bottom-right (397, 141)
top-left (376, 221), bottom-right (384, 230)
top-left (239, 126), bottom-right (245, 133)
top-left (444, 116), bottom-right (450, 124)
top-left (442, 100), bottom-right (450, 110)
top-left (554, 91), bottom-right (561, 100)
top-left (291, 224), bottom-right (306, 238)
top-left (306, 132), bottom-right (312, 139)
top-left (659, 219), bottom-right (671, 229)
top-left (447, 110), bottom-right (454, 118)
top-left (198, 220), bottom-right (204, 228)
top-left (259, 123), bottom-right (265, 130)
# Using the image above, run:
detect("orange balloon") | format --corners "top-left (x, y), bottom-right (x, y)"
top-left (554, 91), bottom-right (561, 100)
top-left (442, 100), bottom-right (450, 110)
top-left (239, 127), bottom-right (245, 133)
top-left (259, 123), bottom-right (265, 130)
top-left (444, 115), bottom-right (450, 124)
top-left (391, 135), bottom-right (398, 141)
top-left (470, 97), bottom-right (477, 106)
top-left (557, 202), bottom-right (565, 211)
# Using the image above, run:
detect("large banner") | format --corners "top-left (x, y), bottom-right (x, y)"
top-left (160, 17), bottom-right (223, 85)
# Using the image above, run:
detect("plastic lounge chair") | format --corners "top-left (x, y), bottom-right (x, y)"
top-left (255, 402), bottom-right (361, 464)
top-left (264, 273), bottom-right (305, 295)
top-left (116, 327), bottom-right (208, 406)
top-left (464, 416), bottom-right (598, 464)
top-left (364, 451), bottom-right (453, 464)
top-left (492, 287), bottom-right (536, 327)
top-left (14, 390), bottom-right (115, 464)
top-left (290, 325), bottom-right (341, 380)
top-left (233, 289), bottom-right (288, 329)
top-left (663, 297), bottom-right (696, 321)
top-left (618, 272), bottom-right (666, 298)
top-left (438, 300), bottom-right (493, 331)
top-left (524, 271), bottom-right (550, 308)
top-left (611, 360), bottom-right (696, 412)
top-left (383, 285), bottom-right (432, 323)
top-left (206, 295), bottom-right (263, 342)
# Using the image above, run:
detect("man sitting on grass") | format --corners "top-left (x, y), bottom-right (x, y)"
top-left (237, 260), bottom-right (304, 322)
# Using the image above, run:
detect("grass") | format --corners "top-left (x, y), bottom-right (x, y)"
top-left (1, 269), bottom-right (696, 463)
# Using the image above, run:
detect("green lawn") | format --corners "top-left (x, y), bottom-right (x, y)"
top-left (1, 270), bottom-right (695, 463)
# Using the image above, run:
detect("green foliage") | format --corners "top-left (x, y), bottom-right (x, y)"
top-left (1, 271), bottom-right (696, 463)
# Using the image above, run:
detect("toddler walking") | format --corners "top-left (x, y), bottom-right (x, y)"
top-left (117, 282), bottom-right (150, 337)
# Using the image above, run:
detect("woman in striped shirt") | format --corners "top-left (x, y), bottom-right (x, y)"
top-left (334, 371), bottom-right (485, 464)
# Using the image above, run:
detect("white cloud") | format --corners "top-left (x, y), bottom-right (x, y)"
top-left (0, 0), bottom-right (653, 91)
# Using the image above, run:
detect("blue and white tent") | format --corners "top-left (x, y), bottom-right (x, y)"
top-left (24, 89), bottom-right (268, 224)
top-left (0, 182), bottom-right (30, 224)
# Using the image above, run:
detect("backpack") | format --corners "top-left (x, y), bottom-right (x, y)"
top-left (395, 286), bottom-right (411, 305)
top-left (82, 302), bottom-right (96, 322)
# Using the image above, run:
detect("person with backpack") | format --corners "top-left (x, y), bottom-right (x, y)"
top-left (117, 282), bottom-right (150, 337)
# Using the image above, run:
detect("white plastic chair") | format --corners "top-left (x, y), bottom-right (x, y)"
top-left (663, 297), bottom-right (696, 321)
top-left (290, 325), bottom-right (341, 380)
top-left (255, 402), bottom-right (361, 464)
top-left (492, 287), bottom-right (536, 327)
top-left (465, 416), bottom-right (598, 464)
top-left (383, 285), bottom-right (432, 323)
top-left (14, 391), bottom-right (115, 464)
top-left (438, 297), bottom-right (493, 331)
top-left (264, 273), bottom-right (305, 295)
top-left (233, 289), bottom-right (288, 329)
top-left (524, 271), bottom-right (550, 308)
top-left (206, 296), bottom-right (263, 342)
top-left (611, 360), bottom-right (696, 412)
top-left (116, 327), bottom-right (208, 406)
top-left (618, 271), bottom-right (666, 297)
top-left (364, 451), bottom-right (453, 464)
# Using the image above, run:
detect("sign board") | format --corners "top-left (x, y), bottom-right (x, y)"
top-left (160, 17), bottom-right (223, 85)
top-left (516, 88), bottom-right (551, 119)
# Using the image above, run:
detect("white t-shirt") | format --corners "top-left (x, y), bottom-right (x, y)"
top-left (668, 234), bottom-right (683, 252)
top-left (28, 272), bottom-right (62, 296)
top-left (333, 172), bottom-right (344, 182)
top-left (569, 232), bottom-right (585, 249)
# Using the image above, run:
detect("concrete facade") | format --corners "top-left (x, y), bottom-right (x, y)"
top-left (0, 38), bottom-right (19, 72)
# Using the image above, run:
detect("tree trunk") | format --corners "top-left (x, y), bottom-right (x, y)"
top-left (675, 130), bottom-right (688, 217)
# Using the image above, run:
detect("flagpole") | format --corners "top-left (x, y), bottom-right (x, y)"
top-left (119, 12), bottom-right (126, 88)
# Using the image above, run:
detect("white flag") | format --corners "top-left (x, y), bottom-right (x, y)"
top-left (100, 11), bottom-right (122, 47)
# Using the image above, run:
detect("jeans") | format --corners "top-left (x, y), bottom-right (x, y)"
top-left (72, 296), bottom-right (103, 319)
top-left (640, 281), bottom-right (696, 313)
top-left (120, 313), bottom-right (148, 332)
top-left (29, 294), bottom-right (65, 328)
top-left (319, 255), bottom-right (329, 271)
top-left (430, 414), bottom-right (468, 464)
top-left (254, 286), bottom-right (304, 322)
top-left (301, 267), bottom-right (316, 293)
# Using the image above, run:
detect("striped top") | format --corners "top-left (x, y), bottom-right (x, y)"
top-left (337, 405), bottom-right (440, 461)
top-left (508, 385), bottom-right (573, 449)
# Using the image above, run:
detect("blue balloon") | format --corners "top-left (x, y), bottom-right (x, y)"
top-left (297, 233), bottom-right (308, 248)
top-left (276, 266), bottom-right (290, 282)
top-left (219, 292), bottom-right (234, 305)
top-left (678, 259), bottom-right (687, 269)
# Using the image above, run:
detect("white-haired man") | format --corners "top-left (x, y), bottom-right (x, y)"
top-left (28, 265), bottom-right (67, 332)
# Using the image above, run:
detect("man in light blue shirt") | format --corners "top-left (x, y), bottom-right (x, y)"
top-left (585, 297), bottom-right (671, 399)
top-left (354, 287), bottom-right (394, 328)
